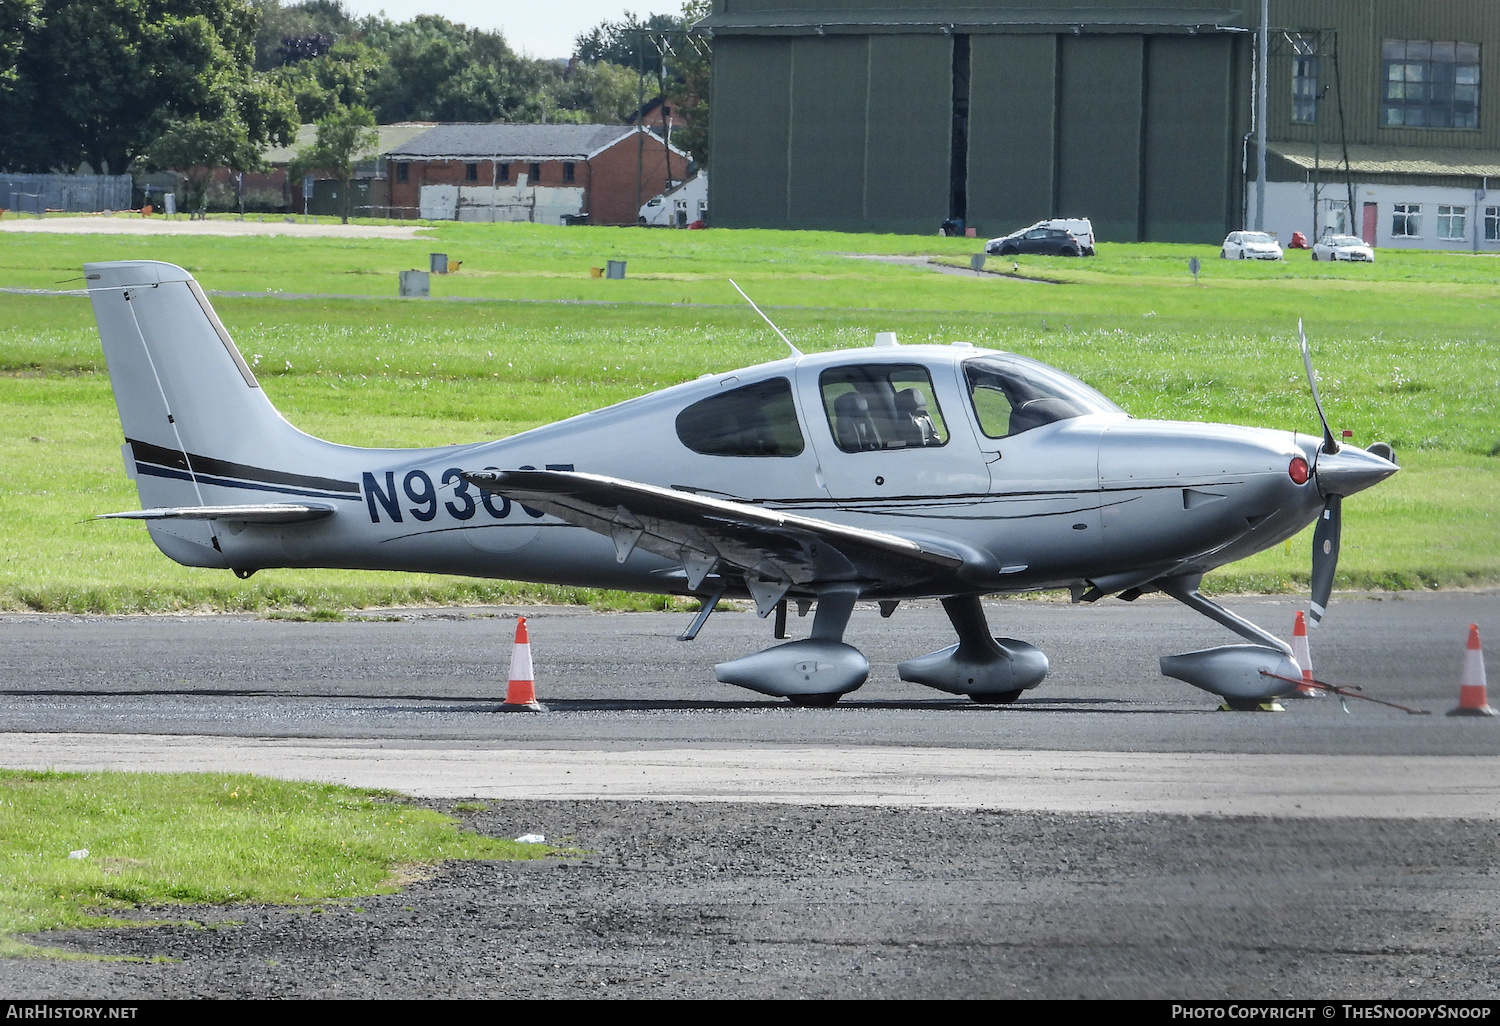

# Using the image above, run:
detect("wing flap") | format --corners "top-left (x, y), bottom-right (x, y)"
top-left (462, 469), bottom-right (968, 590)
top-left (96, 503), bottom-right (337, 524)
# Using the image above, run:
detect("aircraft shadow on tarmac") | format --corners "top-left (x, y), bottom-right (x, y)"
top-left (381, 696), bottom-right (1148, 714)
top-left (0, 688), bottom-right (1196, 715)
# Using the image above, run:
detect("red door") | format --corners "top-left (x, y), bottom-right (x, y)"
top-left (1362, 202), bottom-right (1378, 245)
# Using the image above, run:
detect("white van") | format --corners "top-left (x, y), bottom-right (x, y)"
top-left (985, 218), bottom-right (1095, 256)
top-left (639, 172), bottom-right (708, 227)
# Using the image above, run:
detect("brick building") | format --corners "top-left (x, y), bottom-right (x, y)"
top-left (384, 123), bottom-right (691, 226)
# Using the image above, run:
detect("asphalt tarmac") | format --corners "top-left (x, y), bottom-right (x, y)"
top-left (2, 591), bottom-right (1495, 752)
top-left (2, 592), bottom-right (1498, 998)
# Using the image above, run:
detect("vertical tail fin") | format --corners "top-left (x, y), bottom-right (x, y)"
top-left (85, 260), bottom-right (343, 566)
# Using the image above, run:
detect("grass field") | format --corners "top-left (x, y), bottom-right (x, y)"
top-left (1, 219), bottom-right (1497, 612)
top-left (0, 770), bottom-right (543, 957)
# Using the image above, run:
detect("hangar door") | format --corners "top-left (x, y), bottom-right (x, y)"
top-left (966, 32), bottom-right (1240, 243)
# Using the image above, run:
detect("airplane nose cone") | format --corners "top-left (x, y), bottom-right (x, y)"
top-left (1314, 445), bottom-right (1398, 498)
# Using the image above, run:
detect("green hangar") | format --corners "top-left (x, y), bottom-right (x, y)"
top-left (698, 1), bottom-right (1500, 245)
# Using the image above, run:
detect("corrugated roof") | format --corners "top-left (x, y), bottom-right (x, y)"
top-left (263, 122), bottom-right (435, 166)
top-left (385, 123), bottom-right (639, 160)
top-left (698, 6), bottom-right (1246, 33)
top-left (1270, 141), bottom-right (1500, 178)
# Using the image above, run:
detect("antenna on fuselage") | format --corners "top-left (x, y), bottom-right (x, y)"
top-left (728, 278), bottom-right (802, 358)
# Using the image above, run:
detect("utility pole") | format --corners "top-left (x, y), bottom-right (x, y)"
top-left (636, 40), bottom-right (645, 219)
top-left (1312, 84), bottom-right (1329, 239)
top-left (628, 24), bottom-right (710, 222)
top-left (1255, 0), bottom-right (1268, 231)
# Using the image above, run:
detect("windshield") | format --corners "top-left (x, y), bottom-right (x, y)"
top-left (1241, 232), bottom-right (1277, 245)
top-left (964, 354), bottom-right (1124, 438)
top-left (1326, 236), bottom-right (1364, 247)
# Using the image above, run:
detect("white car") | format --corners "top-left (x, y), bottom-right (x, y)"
top-left (1220, 231), bottom-right (1283, 261)
top-left (1311, 234), bottom-right (1375, 262)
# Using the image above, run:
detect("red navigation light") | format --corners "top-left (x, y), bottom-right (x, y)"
top-left (1289, 456), bottom-right (1310, 485)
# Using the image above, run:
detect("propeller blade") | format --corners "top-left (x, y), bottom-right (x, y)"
top-left (1299, 320), bottom-right (1339, 455)
top-left (1309, 494), bottom-right (1342, 628)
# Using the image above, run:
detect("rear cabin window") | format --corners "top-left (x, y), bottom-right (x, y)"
top-left (675, 377), bottom-right (804, 457)
top-left (819, 365), bottom-right (949, 453)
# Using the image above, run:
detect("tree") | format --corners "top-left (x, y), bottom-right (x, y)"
top-left (272, 38), bottom-right (383, 121)
top-left (0, 0), bottom-right (41, 90)
top-left (552, 60), bottom-right (639, 124)
top-left (0, 0), bottom-right (295, 175)
top-left (571, 2), bottom-right (711, 165)
top-left (252, 0), bottom-right (355, 71)
top-left (574, 10), bottom-right (685, 69)
top-left (665, 1), bottom-right (711, 167)
top-left (142, 66), bottom-right (295, 215)
top-left (143, 118), bottom-right (253, 215)
top-left (291, 105), bottom-right (376, 223)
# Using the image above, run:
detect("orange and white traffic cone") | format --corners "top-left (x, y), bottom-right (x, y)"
top-left (1447, 623), bottom-right (1495, 717)
top-left (499, 616), bottom-right (546, 712)
top-left (1286, 610), bottom-right (1324, 698)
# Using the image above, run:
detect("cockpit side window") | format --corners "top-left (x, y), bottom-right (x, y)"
top-left (675, 376), bottom-right (804, 457)
top-left (964, 354), bottom-right (1123, 438)
top-left (819, 364), bottom-right (949, 454)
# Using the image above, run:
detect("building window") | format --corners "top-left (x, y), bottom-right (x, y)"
top-left (1438, 205), bottom-right (1467, 240)
top-left (1291, 35), bottom-right (1319, 124)
top-left (1485, 206), bottom-right (1500, 243)
top-left (465, 162), bottom-right (478, 182)
top-left (1382, 40), bottom-right (1481, 129)
top-left (497, 162), bottom-right (509, 182)
top-left (563, 162), bottom-right (575, 183)
top-left (529, 162), bottom-right (541, 182)
top-left (396, 162), bottom-right (408, 183)
top-left (1392, 203), bottom-right (1421, 238)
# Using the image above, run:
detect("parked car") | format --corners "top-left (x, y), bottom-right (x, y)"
top-left (985, 226), bottom-right (1090, 257)
top-left (1311, 234), bottom-right (1375, 262)
top-left (985, 218), bottom-right (1095, 256)
top-left (1220, 231), bottom-right (1283, 260)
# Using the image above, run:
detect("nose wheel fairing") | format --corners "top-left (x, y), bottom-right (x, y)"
top-left (1160, 645), bottom-right (1302, 701)
top-left (1155, 574), bottom-right (1302, 702)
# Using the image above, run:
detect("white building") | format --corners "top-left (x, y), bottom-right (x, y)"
top-left (1249, 143), bottom-right (1500, 252)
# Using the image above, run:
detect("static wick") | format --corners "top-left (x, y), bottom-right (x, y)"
top-left (728, 278), bottom-right (802, 358)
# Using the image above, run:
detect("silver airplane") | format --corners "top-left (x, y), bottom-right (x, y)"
top-left (85, 260), bottom-right (1398, 708)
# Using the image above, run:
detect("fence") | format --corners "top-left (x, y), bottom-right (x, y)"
top-left (0, 173), bottom-right (133, 212)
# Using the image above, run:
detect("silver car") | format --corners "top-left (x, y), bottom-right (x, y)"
top-left (1221, 231), bottom-right (1284, 261)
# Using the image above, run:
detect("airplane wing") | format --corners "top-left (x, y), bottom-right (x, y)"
top-left (95, 503), bottom-right (337, 524)
top-left (462, 469), bottom-right (975, 604)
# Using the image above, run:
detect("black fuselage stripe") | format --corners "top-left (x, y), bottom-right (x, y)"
top-left (127, 438), bottom-right (359, 495)
top-left (135, 463), bottom-right (358, 501)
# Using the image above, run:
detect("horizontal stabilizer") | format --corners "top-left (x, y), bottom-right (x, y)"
top-left (95, 504), bottom-right (337, 524)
